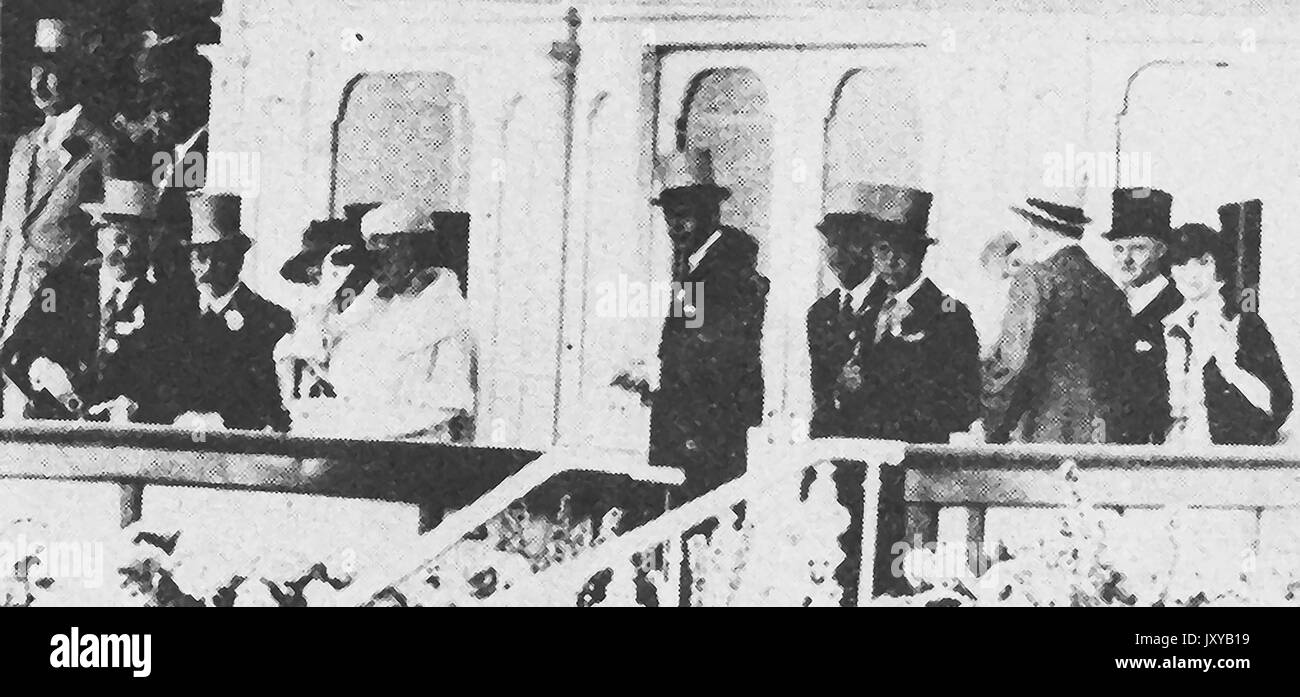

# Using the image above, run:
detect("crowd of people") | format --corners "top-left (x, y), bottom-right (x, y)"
top-left (0, 19), bottom-right (474, 440)
top-left (615, 146), bottom-right (1296, 599)
top-left (2, 17), bottom-right (1294, 461)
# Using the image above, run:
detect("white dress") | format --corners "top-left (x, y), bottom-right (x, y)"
top-left (294, 268), bottom-right (475, 441)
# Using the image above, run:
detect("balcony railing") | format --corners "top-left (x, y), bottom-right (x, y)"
top-left (486, 432), bottom-right (1300, 606)
top-left (7, 419), bottom-right (1300, 606)
top-left (0, 421), bottom-right (683, 606)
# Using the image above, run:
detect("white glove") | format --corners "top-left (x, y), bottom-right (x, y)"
top-left (949, 419), bottom-right (986, 445)
top-left (88, 396), bottom-right (139, 424)
top-left (173, 411), bottom-right (228, 432)
top-left (29, 357), bottom-right (74, 398)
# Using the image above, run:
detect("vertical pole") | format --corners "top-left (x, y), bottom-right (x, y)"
top-left (855, 460), bottom-right (883, 606)
top-left (119, 481), bottom-right (144, 528)
top-left (548, 7), bottom-right (582, 445)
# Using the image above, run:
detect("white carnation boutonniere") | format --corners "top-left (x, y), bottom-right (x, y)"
top-left (113, 305), bottom-right (146, 339)
top-left (224, 309), bottom-right (245, 331)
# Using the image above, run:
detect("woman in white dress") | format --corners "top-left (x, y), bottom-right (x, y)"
top-left (294, 201), bottom-right (475, 442)
top-left (1162, 223), bottom-right (1291, 446)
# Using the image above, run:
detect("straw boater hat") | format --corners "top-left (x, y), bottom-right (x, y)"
top-left (650, 147), bottom-right (731, 206)
top-left (183, 191), bottom-right (250, 251)
top-left (1010, 195), bottom-right (1091, 239)
top-left (82, 178), bottom-right (159, 223)
top-left (1102, 187), bottom-right (1173, 243)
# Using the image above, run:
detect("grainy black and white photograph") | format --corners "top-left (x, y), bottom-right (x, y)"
top-left (0, 0), bottom-right (1294, 638)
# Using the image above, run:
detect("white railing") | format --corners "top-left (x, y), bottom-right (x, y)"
top-left (485, 434), bottom-right (1300, 607)
top-left (0, 421), bottom-right (682, 606)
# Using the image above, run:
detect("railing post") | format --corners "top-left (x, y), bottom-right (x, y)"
top-left (855, 459), bottom-right (883, 606)
top-left (937, 505), bottom-right (986, 577)
top-left (119, 481), bottom-right (144, 528)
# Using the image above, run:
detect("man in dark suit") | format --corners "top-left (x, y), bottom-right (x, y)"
top-left (1104, 188), bottom-right (1184, 444)
top-left (612, 147), bottom-right (768, 503)
top-left (0, 24), bottom-right (115, 414)
top-left (809, 183), bottom-right (980, 601)
top-left (983, 197), bottom-right (1137, 443)
top-left (0, 179), bottom-right (181, 423)
top-left (168, 192), bottom-right (293, 432)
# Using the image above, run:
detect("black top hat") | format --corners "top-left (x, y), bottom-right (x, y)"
top-left (858, 184), bottom-right (935, 248)
top-left (1011, 197), bottom-right (1090, 238)
top-left (1102, 188), bottom-right (1173, 243)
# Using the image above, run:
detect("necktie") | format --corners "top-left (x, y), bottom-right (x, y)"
top-left (874, 293), bottom-right (898, 344)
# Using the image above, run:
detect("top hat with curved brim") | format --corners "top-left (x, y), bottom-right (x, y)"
top-left (853, 183), bottom-right (936, 248)
top-left (182, 191), bottom-right (250, 251)
top-left (82, 178), bottom-right (160, 224)
top-left (650, 147), bottom-right (731, 206)
top-left (1102, 187), bottom-right (1173, 243)
top-left (1011, 196), bottom-right (1090, 239)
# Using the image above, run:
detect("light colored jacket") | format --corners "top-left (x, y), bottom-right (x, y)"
top-left (0, 111), bottom-right (114, 345)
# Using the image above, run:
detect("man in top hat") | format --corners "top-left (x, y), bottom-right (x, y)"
top-left (612, 147), bottom-right (768, 502)
top-left (294, 200), bottom-right (474, 441)
top-left (1104, 188), bottom-right (1184, 444)
top-left (0, 19), bottom-right (115, 398)
top-left (0, 178), bottom-right (181, 423)
top-left (982, 196), bottom-right (1137, 443)
top-left (812, 183), bottom-right (980, 442)
top-left (809, 182), bottom-right (980, 601)
top-left (167, 192), bottom-right (294, 432)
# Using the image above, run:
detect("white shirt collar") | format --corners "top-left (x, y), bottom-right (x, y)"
top-left (199, 282), bottom-right (242, 315)
top-left (839, 272), bottom-right (878, 313)
top-left (42, 104), bottom-right (82, 151)
top-left (99, 272), bottom-right (137, 308)
top-left (687, 230), bottom-right (724, 272)
top-left (1163, 293), bottom-right (1221, 334)
top-left (885, 273), bottom-right (928, 306)
top-left (1126, 275), bottom-right (1170, 314)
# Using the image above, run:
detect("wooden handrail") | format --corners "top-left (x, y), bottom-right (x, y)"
top-left (484, 436), bottom-right (909, 606)
top-left (486, 434), bottom-right (1300, 606)
top-left (339, 445), bottom-right (684, 606)
top-left (0, 421), bottom-right (684, 606)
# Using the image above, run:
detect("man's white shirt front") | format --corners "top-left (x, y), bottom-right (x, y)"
top-left (198, 283), bottom-right (241, 315)
top-left (838, 272), bottom-right (879, 314)
top-left (41, 104), bottom-right (82, 152)
top-left (1126, 275), bottom-right (1169, 315)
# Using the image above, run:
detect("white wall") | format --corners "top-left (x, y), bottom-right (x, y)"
top-left (216, 1), bottom-right (1300, 450)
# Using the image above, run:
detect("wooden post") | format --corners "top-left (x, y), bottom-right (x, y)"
top-left (119, 481), bottom-right (144, 528)
top-left (938, 505), bottom-right (986, 576)
top-left (855, 460), bottom-right (884, 606)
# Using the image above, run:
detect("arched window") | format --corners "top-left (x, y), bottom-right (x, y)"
top-left (823, 68), bottom-right (922, 197)
top-left (331, 71), bottom-right (471, 213)
top-left (679, 68), bottom-right (773, 246)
